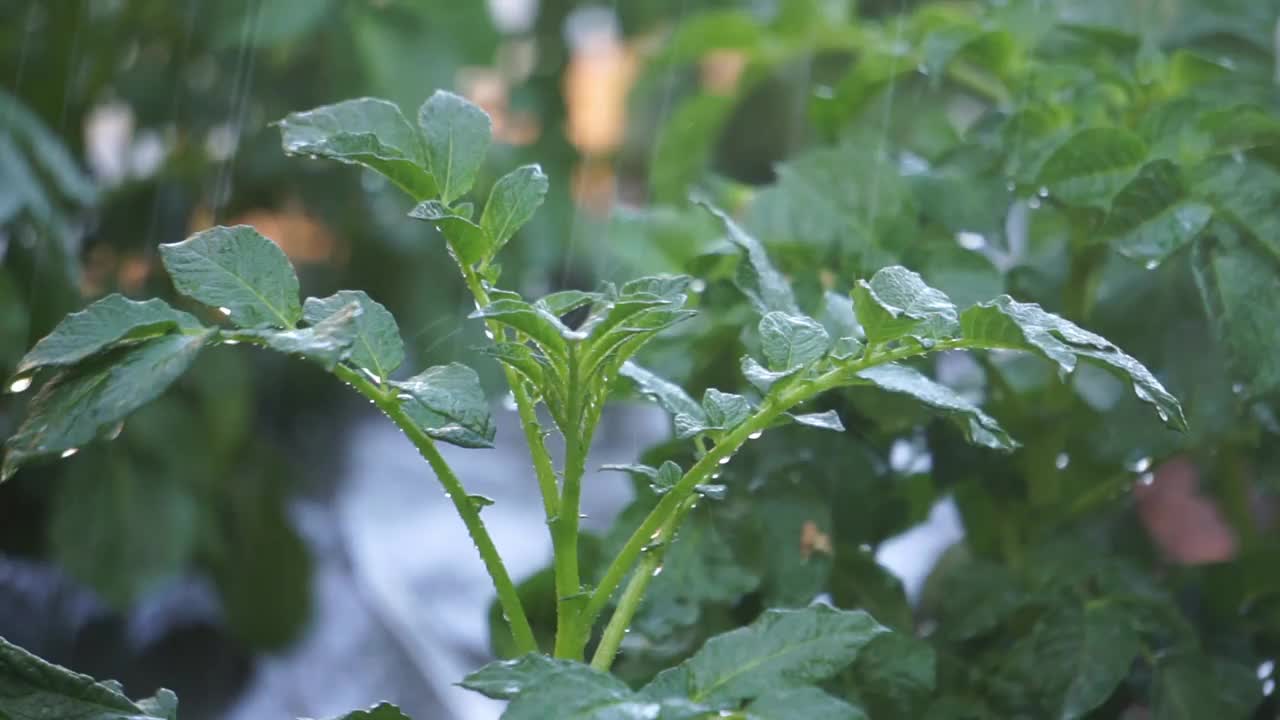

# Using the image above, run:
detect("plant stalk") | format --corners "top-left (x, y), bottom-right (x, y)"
top-left (334, 364), bottom-right (538, 654)
top-left (553, 344), bottom-right (588, 658)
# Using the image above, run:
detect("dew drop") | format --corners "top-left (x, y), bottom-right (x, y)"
top-left (8, 377), bottom-right (32, 394)
top-left (1127, 456), bottom-right (1152, 473)
top-left (1055, 452), bottom-right (1070, 470)
top-left (217, 306), bottom-right (232, 316)
top-left (1028, 197), bottom-right (1042, 210)
top-left (1232, 382), bottom-right (1246, 395)
top-left (690, 278), bottom-right (707, 293)
top-left (717, 455), bottom-right (732, 465)
top-left (1137, 472), bottom-right (1155, 487)
top-left (710, 472), bottom-right (722, 480)
top-left (1257, 660), bottom-right (1275, 680)
top-left (1037, 186), bottom-right (1050, 198)
top-left (955, 231), bottom-right (986, 251)
top-left (651, 565), bottom-right (664, 577)
top-left (60, 448), bottom-right (79, 459)
top-left (484, 329), bottom-right (495, 340)
top-left (1144, 259), bottom-right (1159, 271)
top-left (443, 492), bottom-right (452, 499)
top-left (747, 429), bottom-right (764, 440)
top-left (221, 338), bottom-right (240, 345)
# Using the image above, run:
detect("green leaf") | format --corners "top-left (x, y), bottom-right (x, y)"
top-left (640, 605), bottom-right (888, 705)
top-left (1102, 159), bottom-right (1213, 264)
top-left (0, 635), bottom-right (167, 719)
top-left (958, 296), bottom-right (1187, 429)
top-left (501, 662), bottom-right (674, 720)
top-left (408, 200), bottom-right (489, 267)
top-left (1193, 155), bottom-right (1280, 262)
top-left (392, 363), bottom-right (496, 449)
top-left (700, 201), bottom-right (800, 316)
top-left (759, 312), bottom-right (830, 372)
top-left (620, 362), bottom-right (705, 422)
top-left (1192, 227), bottom-right (1280, 398)
top-left (471, 298), bottom-right (570, 362)
top-left (323, 702), bottom-right (413, 720)
top-left (651, 94), bottom-right (736, 204)
top-left (846, 630), bottom-right (935, 719)
top-left (417, 90), bottom-right (491, 204)
top-left (136, 689), bottom-right (178, 720)
top-left (677, 388), bottom-right (751, 439)
top-left (856, 364), bottom-right (1017, 451)
top-left (159, 225), bottom-right (302, 329)
top-left (462, 654), bottom-right (580, 700)
top-left (2, 332), bottom-right (213, 482)
top-left (13, 294), bottom-right (200, 378)
top-left (747, 687), bottom-right (868, 720)
top-left (304, 290), bottom-right (405, 380)
top-left (1047, 605), bottom-right (1140, 720)
top-left (791, 410), bottom-right (845, 432)
top-left (1036, 127), bottom-right (1148, 209)
top-left (277, 97), bottom-right (437, 200)
top-left (1151, 654), bottom-right (1261, 720)
top-left (741, 356), bottom-right (801, 394)
top-left (242, 301), bottom-right (362, 371)
top-left (852, 267), bottom-right (958, 345)
top-left (481, 164), bottom-right (548, 256)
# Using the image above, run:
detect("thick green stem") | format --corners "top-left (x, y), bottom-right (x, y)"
top-left (333, 364), bottom-right (538, 654)
top-left (553, 344), bottom-right (588, 658)
top-left (591, 495), bottom-right (695, 670)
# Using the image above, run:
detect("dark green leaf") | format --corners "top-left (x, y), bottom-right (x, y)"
top-left (641, 605), bottom-right (888, 705)
top-left (1151, 654), bottom-right (1261, 720)
top-left (242, 301), bottom-right (362, 371)
top-left (502, 662), bottom-right (669, 720)
top-left (1102, 159), bottom-right (1212, 264)
top-left (392, 363), bottom-right (496, 449)
top-left (959, 296), bottom-right (1186, 429)
top-left (856, 364), bottom-right (1017, 451)
top-left (481, 164), bottom-right (548, 255)
top-left (461, 654), bottom-right (580, 700)
top-left (747, 687), bottom-right (868, 720)
top-left (678, 388), bottom-right (751, 439)
top-left (471, 299), bottom-right (570, 361)
top-left (323, 702), bottom-right (413, 720)
top-left (304, 290), bottom-right (404, 380)
top-left (1046, 605), bottom-right (1140, 719)
top-left (417, 90), bottom-right (491, 204)
top-left (847, 632), bottom-right (936, 720)
top-left (0, 635), bottom-right (165, 719)
top-left (741, 356), bottom-right (800, 394)
top-left (700, 202), bottom-right (800, 316)
top-left (759, 312), bottom-right (830, 372)
top-left (13, 295), bottom-right (200, 378)
top-left (852, 266), bottom-right (958, 345)
top-left (408, 200), bottom-right (490, 267)
top-left (1192, 227), bottom-right (1280, 398)
top-left (1194, 155), bottom-right (1280, 261)
top-left (277, 97), bottom-right (436, 200)
top-left (159, 225), bottom-right (302, 328)
top-left (2, 332), bottom-right (212, 482)
top-left (1036, 127), bottom-right (1148, 208)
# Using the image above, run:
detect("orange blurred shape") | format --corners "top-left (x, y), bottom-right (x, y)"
top-left (570, 157), bottom-right (617, 216)
top-left (1135, 455), bottom-right (1238, 565)
top-left (189, 204), bottom-right (344, 266)
top-left (458, 66), bottom-right (541, 147)
top-left (800, 520), bottom-right (833, 561)
top-left (700, 50), bottom-right (748, 95)
top-left (563, 28), bottom-right (638, 156)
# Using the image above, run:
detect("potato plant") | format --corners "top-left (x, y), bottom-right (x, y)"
top-left (3, 0), bottom-right (1280, 718)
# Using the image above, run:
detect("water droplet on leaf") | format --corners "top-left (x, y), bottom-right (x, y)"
top-left (7, 377), bottom-right (32, 394)
top-left (60, 448), bottom-right (78, 459)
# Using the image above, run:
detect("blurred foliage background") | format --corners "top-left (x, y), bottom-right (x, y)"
top-left (5, 0), bottom-right (1280, 718)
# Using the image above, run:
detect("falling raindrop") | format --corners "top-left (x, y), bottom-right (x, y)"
top-left (1055, 452), bottom-right (1070, 470)
top-left (690, 279), bottom-right (707, 293)
top-left (955, 231), bottom-right (986, 251)
top-left (502, 392), bottom-right (518, 411)
top-left (8, 377), bottom-right (32, 394)
top-left (1257, 660), bottom-right (1275, 680)
top-left (60, 448), bottom-right (79, 459)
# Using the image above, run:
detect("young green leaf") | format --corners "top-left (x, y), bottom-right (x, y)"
top-left (1035, 127), bottom-right (1148, 208)
top-left (12, 294), bottom-right (200, 378)
top-left (159, 225), bottom-right (302, 329)
top-left (852, 266), bottom-right (959, 345)
top-left (0, 635), bottom-right (171, 720)
top-left (856, 364), bottom-right (1017, 451)
top-left (304, 290), bottom-right (404, 381)
top-left (240, 301), bottom-right (362, 371)
top-left (677, 388), bottom-right (752, 438)
top-left (2, 331), bottom-right (213, 482)
top-left (1192, 227), bottom-right (1280, 398)
top-left (470, 299), bottom-right (570, 362)
top-left (392, 363), bottom-right (496, 449)
top-left (640, 605), bottom-right (887, 705)
top-left (417, 90), bottom-right (492, 204)
top-left (959, 296), bottom-right (1187, 429)
top-left (758, 312), bottom-right (831, 371)
top-left (1041, 605), bottom-right (1140, 720)
top-left (1102, 159), bottom-right (1213, 265)
top-left (699, 201), bottom-right (800, 315)
top-left (741, 356), bottom-right (801, 394)
top-left (500, 661), bottom-right (676, 720)
top-left (277, 97), bottom-right (437, 201)
top-left (408, 200), bottom-right (489, 267)
top-left (747, 687), bottom-right (868, 720)
top-left (481, 164), bottom-right (549, 255)
top-left (1151, 654), bottom-right (1262, 720)
top-left (323, 702), bottom-right (414, 720)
